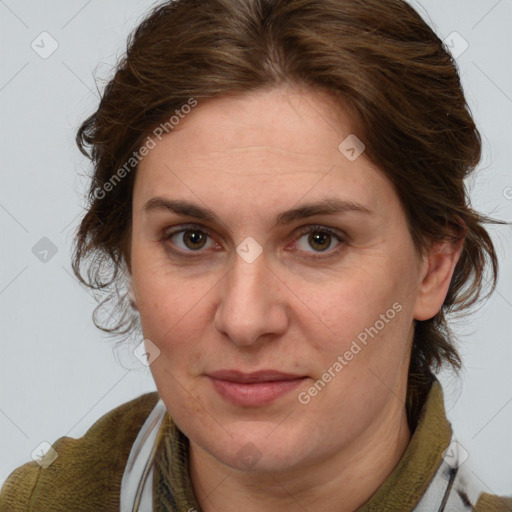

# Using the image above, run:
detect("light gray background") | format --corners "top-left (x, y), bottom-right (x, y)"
top-left (1, 0), bottom-right (511, 495)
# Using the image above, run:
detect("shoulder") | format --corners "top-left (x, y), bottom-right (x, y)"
top-left (475, 492), bottom-right (512, 511)
top-left (0, 391), bottom-right (160, 512)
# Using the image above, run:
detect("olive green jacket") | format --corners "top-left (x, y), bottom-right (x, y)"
top-left (1, 382), bottom-right (511, 511)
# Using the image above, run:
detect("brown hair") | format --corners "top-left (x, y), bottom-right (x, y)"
top-left (72, 0), bottom-right (506, 428)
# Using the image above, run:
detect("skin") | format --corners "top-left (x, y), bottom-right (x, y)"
top-left (128, 85), bottom-right (463, 511)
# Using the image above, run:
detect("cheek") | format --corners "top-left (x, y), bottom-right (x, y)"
top-left (136, 273), bottom-right (211, 342)
top-left (131, 249), bottom-right (220, 374)
top-left (294, 259), bottom-right (413, 380)
top-left (300, 267), bottom-right (398, 342)
top-left (131, 237), bottom-right (188, 326)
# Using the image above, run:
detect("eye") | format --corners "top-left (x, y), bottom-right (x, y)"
top-left (163, 225), bottom-right (219, 254)
top-left (291, 225), bottom-right (346, 258)
top-left (162, 224), bottom-right (346, 259)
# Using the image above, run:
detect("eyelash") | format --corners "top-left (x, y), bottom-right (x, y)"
top-left (161, 224), bottom-right (347, 260)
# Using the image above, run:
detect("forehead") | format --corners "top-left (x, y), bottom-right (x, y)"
top-left (133, 86), bottom-right (395, 219)
top-left (148, 86), bottom-right (357, 165)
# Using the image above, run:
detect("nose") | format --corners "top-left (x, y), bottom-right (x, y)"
top-left (213, 248), bottom-right (289, 347)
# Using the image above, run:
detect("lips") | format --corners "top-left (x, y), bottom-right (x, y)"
top-left (207, 369), bottom-right (305, 383)
top-left (206, 369), bottom-right (308, 406)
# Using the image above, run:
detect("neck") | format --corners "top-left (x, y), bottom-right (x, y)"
top-left (189, 401), bottom-right (411, 512)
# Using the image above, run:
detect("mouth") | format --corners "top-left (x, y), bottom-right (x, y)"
top-left (206, 369), bottom-right (308, 407)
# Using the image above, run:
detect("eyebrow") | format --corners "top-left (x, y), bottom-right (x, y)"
top-left (143, 196), bottom-right (373, 230)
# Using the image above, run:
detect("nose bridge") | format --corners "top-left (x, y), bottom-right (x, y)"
top-left (226, 234), bottom-right (270, 304)
top-left (214, 247), bottom-right (287, 345)
top-left (229, 251), bottom-right (268, 303)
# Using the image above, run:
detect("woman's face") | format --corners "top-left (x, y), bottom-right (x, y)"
top-left (129, 85), bottom-right (432, 472)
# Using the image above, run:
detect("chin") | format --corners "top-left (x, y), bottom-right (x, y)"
top-left (199, 427), bottom-right (313, 473)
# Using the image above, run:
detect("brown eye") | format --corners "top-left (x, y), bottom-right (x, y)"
top-left (292, 225), bottom-right (346, 259)
top-left (182, 230), bottom-right (207, 250)
top-left (307, 231), bottom-right (332, 252)
top-left (163, 226), bottom-right (216, 254)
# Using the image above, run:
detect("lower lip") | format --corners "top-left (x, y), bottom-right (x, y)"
top-left (208, 377), bottom-right (307, 407)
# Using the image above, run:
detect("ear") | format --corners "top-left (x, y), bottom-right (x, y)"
top-left (412, 237), bottom-right (464, 321)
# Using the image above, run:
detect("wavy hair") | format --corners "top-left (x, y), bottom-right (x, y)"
top-left (72, 0), bottom-right (506, 428)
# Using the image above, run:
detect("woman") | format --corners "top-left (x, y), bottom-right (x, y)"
top-left (1, 0), bottom-right (510, 510)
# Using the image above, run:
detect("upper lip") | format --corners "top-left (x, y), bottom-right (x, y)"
top-left (207, 369), bottom-right (306, 383)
